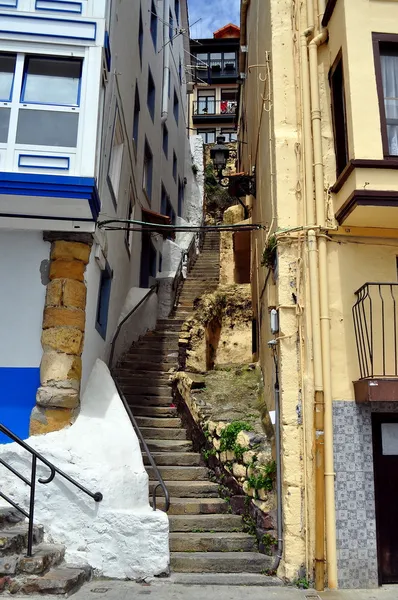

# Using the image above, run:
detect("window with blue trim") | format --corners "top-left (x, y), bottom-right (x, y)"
top-left (0, 54), bottom-right (16, 101)
top-left (108, 108), bottom-right (124, 206)
top-left (169, 9), bottom-right (174, 43)
top-left (21, 56), bottom-right (82, 106)
top-left (147, 68), bottom-right (156, 122)
top-left (133, 85), bottom-right (140, 147)
top-left (161, 184), bottom-right (176, 228)
top-left (178, 178), bottom-right (184, 217)
top-left (96, 262), bottom-right (113, 340)
top-left (173, 90), bottom-right (179, 123)
top-left (139, 7), bottom-right (144, 64)
top-left (150, 0), bottom-right (157, 49)
top-left (143, 139), bottom-right (153, 202)
top-left (175, 0), bottom-right (180, 25)
top-left (162, 123), bottom-right (168, 157)
top-left (173, 151), bottom-right (177, 181)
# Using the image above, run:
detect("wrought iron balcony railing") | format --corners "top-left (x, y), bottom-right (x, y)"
top-left (353, 283), bottom-right (398, 379)
top-left (193, 100), bottom-right (237, 117)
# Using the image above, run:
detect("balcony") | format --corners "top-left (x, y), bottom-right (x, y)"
top-left (192, 100), bottom-right (237, 124)
top-left (353, 283), bottom-right (398, 402)
top-left (194, 59), bottom-right (238, 83)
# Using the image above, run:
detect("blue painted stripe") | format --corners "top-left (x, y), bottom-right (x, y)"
top-left (35, 0), bottom-right (83, 14)
top-left (0, 172), bottom-right (100, 220)
top-left (0, 0), bottom-right (17, 7)
top-left (0, 12), bottom-right (97, 42)
top-left (18, 154), bottom-right (70, 171)
top-left (0, 368), bottom-right (40, 445)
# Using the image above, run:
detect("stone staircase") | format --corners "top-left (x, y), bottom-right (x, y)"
top-left (114, 232), bottom-right (274, 576)
top-left (0, 507), bottom-right (90, 595)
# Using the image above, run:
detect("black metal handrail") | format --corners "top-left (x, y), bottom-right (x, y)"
top-left (108, 284), bottom-right (158, 369)
top-left (353, 282), bottom-right (398, 379)
top-left (0, 423), bottom-right (102, 557)
top-left (193, 100), bottom-right (238, 117)
top-left (112, 380), bottom-right (170, 512)
top-left (173, 228), bottom-right (204, 310)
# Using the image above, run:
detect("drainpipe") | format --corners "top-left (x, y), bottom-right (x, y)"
top-left (301, 2), bottom-right (326, 591)
top-left (239, 0), bottom-right (250, 75)
top-left (308, 1), bottom-right (337, 590)
top-left (161, 0), bottom-right (170, 123)
top-left (270, 345), bottom-right (283, 573)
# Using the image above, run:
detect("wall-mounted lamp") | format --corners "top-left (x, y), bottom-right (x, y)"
top-left (210, 136), bottom-right (256, 197)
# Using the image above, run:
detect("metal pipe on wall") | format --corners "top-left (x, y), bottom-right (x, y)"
top-left (161, 0), bottom-right (171, 123)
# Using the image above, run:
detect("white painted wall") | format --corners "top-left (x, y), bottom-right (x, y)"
top-left (0, 231), bottom-right (49, 367)
top-left (0, 360), bottom-right (169, 579)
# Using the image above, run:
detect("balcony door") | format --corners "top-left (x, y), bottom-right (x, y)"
top-left (372, 413), bottom-right (398, 583)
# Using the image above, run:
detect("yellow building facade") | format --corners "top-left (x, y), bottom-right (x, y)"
top-left (239, 0), bottom-right (398, 590)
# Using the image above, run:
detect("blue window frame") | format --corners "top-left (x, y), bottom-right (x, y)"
top-left (139, 7), bottom-right (144, 64)
top-left (133, 84), bottom-right (140, 145)
top-left (175, 0), bottom-right (180, 25)
top-left (21, 56), bottom-right (83, 107)
top-left (0, 53), bottom-right (16, 102)
top-left (162, 123), bottom-right (168, 157)
top-left (147, 67), bottom-right (155, 121)
top-left (173, 151), bottom-right (177, 181)
top-left (95, 261), bottom-right (113, 340)
top-left (143, 138), bottom-right (153, 202)
top-left (150, 0), bottom-right (157, 49)
top-left (173, 90), bottom-right (179, 123)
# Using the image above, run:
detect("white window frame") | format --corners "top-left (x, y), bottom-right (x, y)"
top-left (0, 44), bottom-right (87, 174)
top-left (107, 106), bottom-right (124, 206)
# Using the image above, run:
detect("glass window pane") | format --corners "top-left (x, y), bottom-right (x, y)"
top-left (196, 53), bottom-right (208, 63)
top-left (0, 107), bottom-right (10, 143)
top-left (16, 110), bottom-right (79, 147)
top-left (0, 54), bottom-right (16, 102)
top-left (22, 57), bottom-right (82, 106)
top-left (224, 53), bottom-right (236, 61)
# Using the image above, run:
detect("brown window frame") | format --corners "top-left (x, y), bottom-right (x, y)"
top-left (329, 50), bottom-right (349, 178)
top-left (373, 32), bottom-right (398, 158)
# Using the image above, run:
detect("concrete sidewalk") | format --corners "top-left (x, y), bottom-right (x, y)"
top-left (9, 579), bottom-right (398, 600)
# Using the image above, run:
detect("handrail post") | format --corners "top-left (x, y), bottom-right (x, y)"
top-left (27, 455), bottom-right (37, 558)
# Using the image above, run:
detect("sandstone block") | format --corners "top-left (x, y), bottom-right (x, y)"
top-left (49, 260), bottom-right (85, 282)
top-left (40, 352), bottom-right (81, 387)
top-left (36, 387), bottom-right (79, 409)
top-left (42, 328), bottom-right (84, 355)
top-left (63, 280), bottom-right (87, 310)
top-left (226, 450), bottom-right (235, 461)
top-left (216, 422), bottom-right (226, 436)
top-left (51, 240), bottom-right (91, 264)
top-left (30, 406), bottom-right (75, 436)
top-left (258, 488), bottom-right (271, 501)
top-left (257, 449), bottom-right (273, 464)
top-left (242, 480), bottom-right (255, 497)
top-left (236, 430), bottom-right (266, 449)
top-left (236, 430), bottom-right (251, 448)
top-left (45, 280), bottom-right (63, 307)
top-left (43, 307), bottom-right (85, 331)
top-left (213, 438), bottom-right (221, 450)
top-left (243, 450), bottom-right (256, 465)
top-left (207, 421), bottom-right (217, 435)
top-left (232, 463), bottom-right (247, 478)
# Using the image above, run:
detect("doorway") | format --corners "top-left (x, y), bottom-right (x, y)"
top-left (372, 413), bottom-right (398, 584)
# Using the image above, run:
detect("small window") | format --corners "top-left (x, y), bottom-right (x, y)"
top-left (150, 0), bottom-right (157, 49)
top-left (96, 261), bottom-right (112, 340)
top-left (169, 9), bottom-right (174, 43)
top-left (178, 178), bottom-right (184, 217)
top-left (173, 150), bottom-right (177, 181)
top-left (221, 128), bottom-right (238, 142)
top-left (197, 129), bottom-right (216, 144)
top-left (162, 123), bottom-right (168, 157)
top-left (16, 110), bottom-right (78, 147)
top-left (108, 108), bottom-right (124, 204)
top-left (161, 184), bottom-right (176, 229)
top-left (197, 89), bottom-right (215, 114)
top-left (173, 90), bottom-right (179, 123)
top-left (374, 36), bottom-right (398, 157)
top-left (175, 0), bottom-right (180, 25)
top-left (329, 52), bottom-right (348, 176)
top-left (143, 139), bottom-right (153, 202)
top-left (139, 8), bottom-right (144, 64)
top-left (0, 108), bottom-right (11, 143)
top-left (125, 182), bottom-right (135, 254)
top-left (133, 85), bottom-right (140, 147)
top-left (21, 56), bottom-right (82, 106)
top-left (0, 53), bottom-right (16, 102)
top-left (147, 68), bottom-right (156, 121)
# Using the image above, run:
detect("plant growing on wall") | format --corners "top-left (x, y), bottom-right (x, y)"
top-left (261, 235), bottom-right (277, 270)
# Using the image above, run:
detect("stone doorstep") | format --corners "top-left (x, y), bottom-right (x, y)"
top-left (0, 525), bottom-right (44, 556)
top-left (15, 565), bottom-right (89, 595)
top-left (5, 544), bottom-right (65, 576)
top-left (166, 572), bottom-right (282, 586)
top-left (170, 551), bottom-right (274, 574)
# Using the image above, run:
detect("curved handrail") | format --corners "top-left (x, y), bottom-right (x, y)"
top-left (113, 380), bottom-right (170, 512)
top-left (108, 284), bottom-right (158, 369)
top-left (0, 423), bottom-right (102, 556)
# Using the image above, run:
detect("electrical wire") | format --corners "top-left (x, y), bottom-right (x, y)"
top-left (98, 218), bottom-right (265, 233)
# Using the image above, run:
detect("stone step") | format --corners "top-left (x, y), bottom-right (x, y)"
top-left (169, 514), bottom-right (242, 533)
top-left (0, 524), bottom-right (44, 555)
top-left (126, 396), bottom-right (174, 407)
top-left (0, 508), bottom-right (24, 528)
top-left (135, 416), bottom-right (181, 428)
top-left (122, 352), bottom-right (178, 362)
top-left (147, 331), bottom-right (180, 338)
top-left (16, 544), bottom-right (65, 576)
top-left (116, 363), bottom-right (176, 373)
top-left (149, 480), bottom-right (219, 498)
top-left (167, 573), bottom-right (282, 586)
top-left (147, 466), bottom-right (209, 481)
top-left (144, 439), bottom-right (193, 453)
top-left (169, 532), bottom-right (256, 553)
top-left (132, 405), bottom-right (178, 417)
top-left (139, 427), bottom-right (187, 440)
top-left (18, 565), bottom-right (89, 595)
top-left (170, 552), bottom-right (274, 573)
top-left (133, 339), bottom-right (180, 348)
top-left (143, 452), bottom-right (202, 466)
top-left (121, 385), bottom-right (172, 396)
top-left (154, 497), bottom-right (229, 514)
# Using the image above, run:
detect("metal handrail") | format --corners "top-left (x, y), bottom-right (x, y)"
top-left (107, 284), bottom-right (170, 512)
top-left (108, 284), bottom-right (158, 369)
top-left (0, 423), bottom-right (102, 557)
top-left (112, 380), bottom-right (170, 512)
